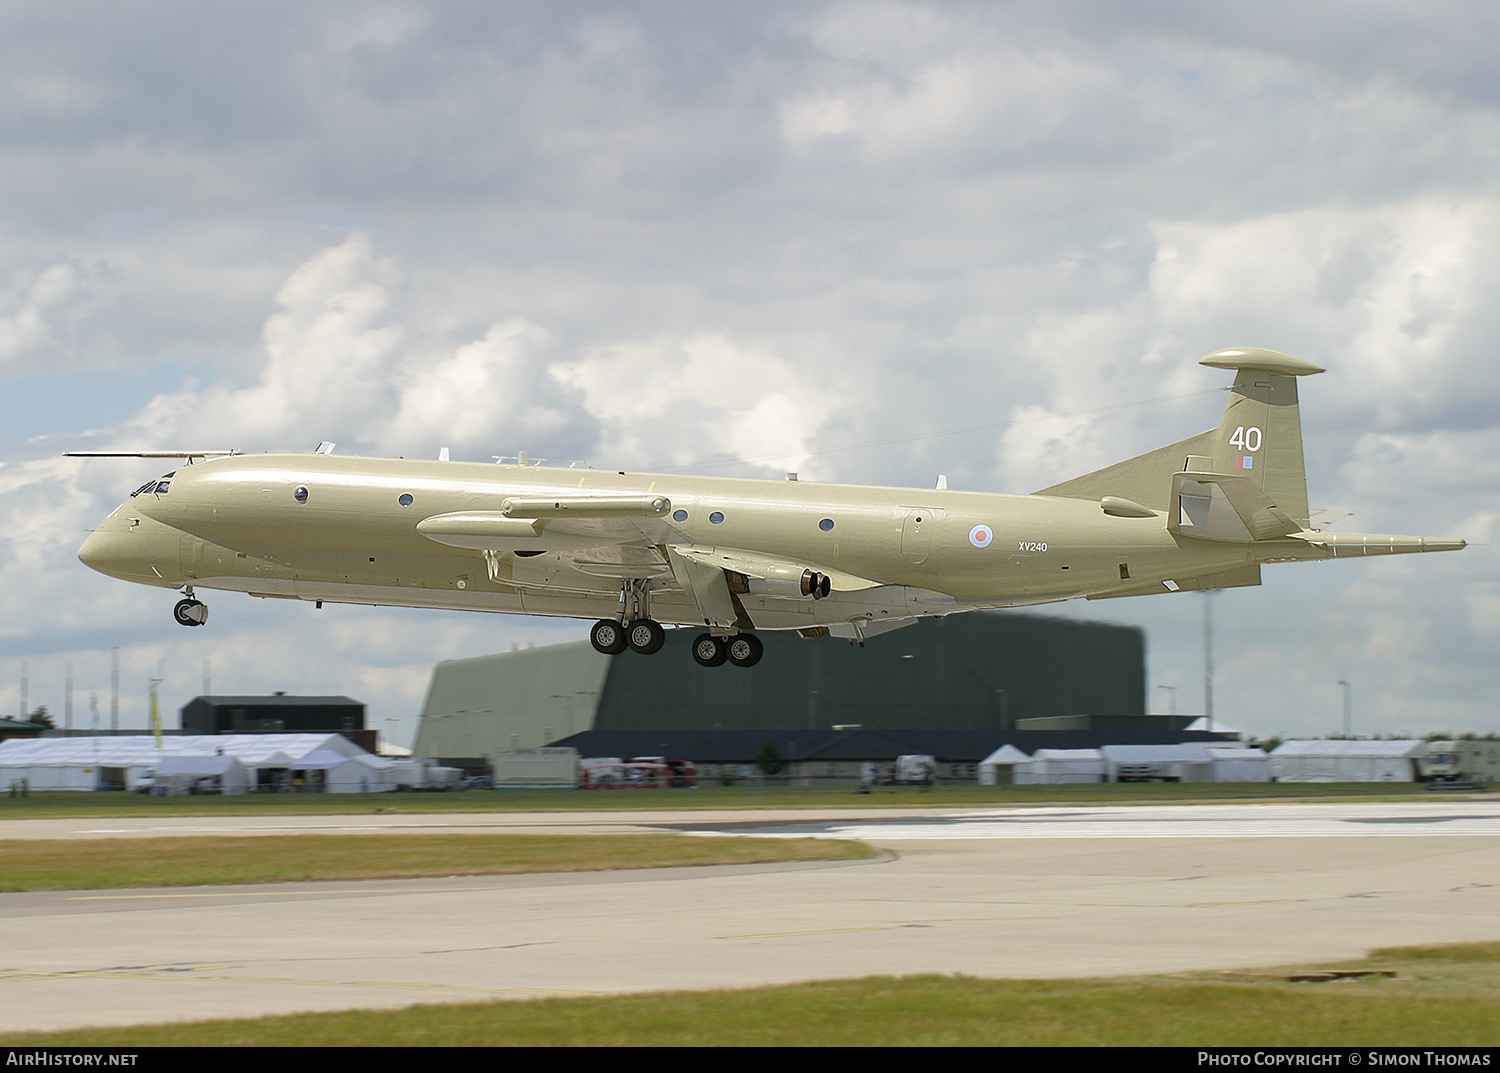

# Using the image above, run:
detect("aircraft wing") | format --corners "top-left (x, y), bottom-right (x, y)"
top-left (662, 545), bottom-right (883, 631)
top-left (667, 545), bottom-right (882, 593)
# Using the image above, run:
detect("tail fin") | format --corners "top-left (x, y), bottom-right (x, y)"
top-left (1197, 347), bottom-right (1323, 528)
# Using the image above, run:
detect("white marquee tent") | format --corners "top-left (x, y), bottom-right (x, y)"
top-left (0, 733), bottom-right (396, 793)
top-left (977, 744), bottom-right (1031, 785)
top-left (1206, 746), bottom-right (1270, 782)
top-left (1268, 740), bottom-right (1428, 783)
top-left (1012, 748), bottom-right (1105, 784)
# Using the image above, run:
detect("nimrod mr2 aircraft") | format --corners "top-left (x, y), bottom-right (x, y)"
top-left (74, 348), bottom-right (1463, 668)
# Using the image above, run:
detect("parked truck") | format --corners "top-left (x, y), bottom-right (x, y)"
top-left (1416, 741), bottom-right (1491, 790)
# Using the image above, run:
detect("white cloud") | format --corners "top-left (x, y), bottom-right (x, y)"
top-left (554, 334), bottom-right (843, 475)
top-left (0, 263), bottom-right (79, 371)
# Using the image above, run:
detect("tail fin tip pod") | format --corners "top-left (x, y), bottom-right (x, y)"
top-left (1199, 347), bottom-right (1325, 377)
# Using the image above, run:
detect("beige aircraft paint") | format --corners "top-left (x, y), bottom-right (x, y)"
top-left (74, 349), bottom-right (1464, 667)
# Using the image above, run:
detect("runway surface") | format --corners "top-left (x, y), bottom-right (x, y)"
top-left (3, 799), bottom-right (1500, 1032)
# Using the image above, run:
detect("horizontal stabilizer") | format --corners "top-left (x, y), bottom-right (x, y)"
top-left (1035, 430), bottom-right (1217, 511)
top-left (1307, 508), bottom-right (1354, 528)
top-left (1169, 471), bottom-right (1301, 543)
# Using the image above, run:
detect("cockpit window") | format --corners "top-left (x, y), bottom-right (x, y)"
top-left (130, 471), bottom-right (176, 497)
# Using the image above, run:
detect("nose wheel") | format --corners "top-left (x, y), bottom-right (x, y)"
top-left (173, 598), bottom-right (208, 627)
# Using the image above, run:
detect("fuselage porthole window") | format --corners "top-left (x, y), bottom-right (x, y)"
top-left (398, 493), bottom-right (414, 506)
top-left (709, 511), bottom-right (724, 524)
top-left (672, 509), bottom-right (688, 522)
top-left (819, 518), bottom-right (835, 532)
top-left (294, 486), bottom-right (309, 503)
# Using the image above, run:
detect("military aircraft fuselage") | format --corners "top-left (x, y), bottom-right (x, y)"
top-left (75, 349), bottom-right (1465, 659)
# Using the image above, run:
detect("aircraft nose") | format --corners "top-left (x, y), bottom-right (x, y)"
top-left (78, 528), bottom-right (132, 579)
top-left (78, 524), bottom-right (174, 583)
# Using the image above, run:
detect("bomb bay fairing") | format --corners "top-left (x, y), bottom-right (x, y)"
top-left (75, 348), bottom-right (1464, 668)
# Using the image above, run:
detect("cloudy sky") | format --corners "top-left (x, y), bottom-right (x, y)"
top-left (2, 1), bottom-right (1496, 745)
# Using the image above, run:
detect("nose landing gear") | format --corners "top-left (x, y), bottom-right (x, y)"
top-left (173, 588), bottom-right (208, 627)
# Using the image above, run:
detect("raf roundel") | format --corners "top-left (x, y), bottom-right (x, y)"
top-left (969, 524), bottom-right (993, 549)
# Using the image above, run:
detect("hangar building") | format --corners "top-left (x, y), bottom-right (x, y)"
top-left (414, 612), bottom-right (1150, 762)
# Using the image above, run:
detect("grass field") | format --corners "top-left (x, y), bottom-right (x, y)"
top-left (0, 780), bottom-right (1435, 819)
top-left (0, 831), bottom-right (876, 891)
top-left (4, 942), bottom-right (1497, 1046)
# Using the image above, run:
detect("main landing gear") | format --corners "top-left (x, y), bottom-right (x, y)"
top-left (591, 619), bottom-right (762, 667)
top-left (590, 578), bottom-right (667, 657)
top-left (692, 632), bottom-right (763, 668)
top-left (173, 588), bottom-right (208, 627)
top-left (588, 579), bottom-right (762, 666)
top-left (589, 616), bottom-right (668, 655)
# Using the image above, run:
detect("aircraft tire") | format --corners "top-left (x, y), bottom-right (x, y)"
top-left (173, 598), bottom-right (208, 627)
top-left (691, 633), bottom-right (728, 667)
top-left (726, 633), bottom-right (763, 668)
top-left (626, 618), bottom-right (666, 655)
top-left (589, 618), bottom-right (629, 655)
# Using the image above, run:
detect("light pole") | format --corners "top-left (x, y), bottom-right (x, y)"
top-left (1338, 679), bottom-right (1352, 737)
top-left (1203, 591), bottom-right (1216, 726)
top-left (1157, 684), bottom-right (1176, 716)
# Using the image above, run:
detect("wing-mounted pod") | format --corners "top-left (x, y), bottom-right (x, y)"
top-left (417, 495), bottom-right (673, 553)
